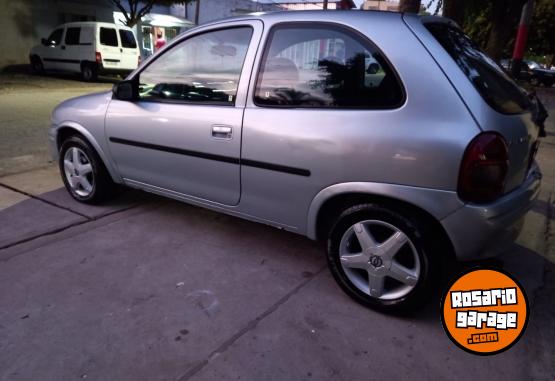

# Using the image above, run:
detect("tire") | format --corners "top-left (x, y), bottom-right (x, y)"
top-left (59, 135), bottom-right (116, 204)
top-left (80, 63), bottom-right (98, 82)
top-left (530, 76), bottom-right (540, 87)
top-left (30, 56), bottom-right (44, 74)
top-left (326, 203), bottom-right (436, 313)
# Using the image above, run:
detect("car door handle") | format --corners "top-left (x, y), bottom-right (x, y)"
top-left (211, 125), bottom-right (233, 139)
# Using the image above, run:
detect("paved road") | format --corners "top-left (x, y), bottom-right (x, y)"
top-left (0, 73), bottom-right (113, 176)
top-left (0, 76), bottom-right (554, 380)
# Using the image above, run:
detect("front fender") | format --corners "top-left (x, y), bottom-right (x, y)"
top-left (306, 182), bottom-right (464, 240)
top-left (50, 121), bottom-right (122, 183)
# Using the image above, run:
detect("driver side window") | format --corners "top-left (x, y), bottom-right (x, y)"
top-left (138, 27), bottom-right (253, 105)
top-left (47, 28), bottom-right (64, 46)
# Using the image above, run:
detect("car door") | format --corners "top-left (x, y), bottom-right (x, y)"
top-left (41, 27), bottom-right (65, 70)
top-left (106, 20), bottom-right (262, 206)
top-left (98, 26), bottom-right (122, 70)
top-left (61, 26), bottom-right (82, 73)
top-left (117, 28), bottom-right (139, 71)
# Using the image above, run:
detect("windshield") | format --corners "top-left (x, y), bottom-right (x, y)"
top-left (526, 61), bottom-right (541, 69)
top-left (426, 23), bottom-right (531, 115)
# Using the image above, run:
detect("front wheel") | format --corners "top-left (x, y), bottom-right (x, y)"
top-left (326, 204), bottom-right (435, 313)
top-left (30, 56), bottom-right (44, 74)
top-left (59, 135), bottom-right (116, 204)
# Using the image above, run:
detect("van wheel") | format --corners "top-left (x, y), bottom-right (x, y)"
top-left (30, 56), bottom-right (44, 74)
top-left (326, 203), bottom-right (435, 313)
top-left (59, 135), bottom-right (116, 204)
top-left (81, 63), bottom-right (98, 82)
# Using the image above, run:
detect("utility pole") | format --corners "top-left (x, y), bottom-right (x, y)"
top-left (511, 0), bottom-right (534, 78)
top-left (323, 0), bottom-right (329, 10)
top-left (195, 0), bottom-right (200, 25)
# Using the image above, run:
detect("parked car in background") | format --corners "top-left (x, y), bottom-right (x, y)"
top-left (500, 58), bottom-right (555, 87)
top-left (30, 22), bottom-right (140, 81)
top-left (49, 12), bottom-right (542, 312)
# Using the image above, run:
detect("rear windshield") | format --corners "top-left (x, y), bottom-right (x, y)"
top-left (425, 23), bottom-right (531, 114)
top-left (100, 27), bottom-right (118, 47)
top-left (119, 30), bottom-right (137, 49)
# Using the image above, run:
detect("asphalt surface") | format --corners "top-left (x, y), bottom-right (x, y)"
top-left (0, 74), bottom-right (554, 380)
top-left (0, 73), bottom-right (113, 177)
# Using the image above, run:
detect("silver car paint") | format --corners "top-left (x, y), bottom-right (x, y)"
top-left (50, 11), bottom-right (541, 261)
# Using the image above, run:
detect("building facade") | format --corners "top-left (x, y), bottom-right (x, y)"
top-left (361, 0), bottom-right (400, 11)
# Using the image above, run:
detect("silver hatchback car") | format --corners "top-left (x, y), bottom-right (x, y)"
top-left (49, 11), bottom-right (542, 312)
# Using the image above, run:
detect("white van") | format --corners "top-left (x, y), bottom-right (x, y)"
top-left (30, 22), bottom-right (140, 81)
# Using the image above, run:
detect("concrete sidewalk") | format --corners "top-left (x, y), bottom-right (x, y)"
top-left (0, 88), bottom-right (553, 380)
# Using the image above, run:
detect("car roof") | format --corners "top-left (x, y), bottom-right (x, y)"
top-left (198, 9), bottom-right (421, 28)
top-left (59, 21), bottom-right (133, 30)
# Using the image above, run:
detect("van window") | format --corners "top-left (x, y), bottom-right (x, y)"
top-left (254, 24), bottom-right (404, 109)
top-left (119, 30), bottom-right (137, 49)
top-left (100, 27), bottom-right (118, 47)
top-left (65, 27), bottom-right (80, 45)
top-left (425, 23), bottom-right (531, 115)
top-left (138, 27), bottom-right (253, 105)
top-left (46, 28), bottom-right (64, 46)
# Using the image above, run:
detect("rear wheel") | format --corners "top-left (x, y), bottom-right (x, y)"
top-left (59, 135), bottom-right (116, 204)
top-left (80, 63), bottom-right (97, 82)
top-left (326, 203), bottom-right (435, 313)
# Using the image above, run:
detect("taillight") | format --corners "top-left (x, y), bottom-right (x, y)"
top-left (95, 52), bottom-right (102, 64)
top-left (458, 132), bottom-right (509, 203)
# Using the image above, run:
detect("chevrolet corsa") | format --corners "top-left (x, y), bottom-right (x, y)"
top-left (49, 11), bottom-right (543, 312)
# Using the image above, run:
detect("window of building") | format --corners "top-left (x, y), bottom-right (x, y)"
top-left (254, 24), bottom-right (404, 109)
top-left (100, 27), bottom-right (119, 47)
top-left (64, 27), bottom-right (81, 45)
top-left (138, 27), bottom-right (253, 105)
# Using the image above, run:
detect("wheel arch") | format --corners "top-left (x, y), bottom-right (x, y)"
top-left (56, 124), bottom-right (122, 183)
top-left (307, 182), bottom-right (463, 257)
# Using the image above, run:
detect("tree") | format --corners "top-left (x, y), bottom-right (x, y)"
top-left (110, 0), bottom-right (193, 27)
top-left (399, 0), bottom-right (421, 13)
top-left (428, 0), bottom-right (528, 62)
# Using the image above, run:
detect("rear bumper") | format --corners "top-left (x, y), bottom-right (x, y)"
top-left (441, 163), bottom-right (542, 261)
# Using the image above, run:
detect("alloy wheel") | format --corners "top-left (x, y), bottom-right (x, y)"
top-left (63, 147), bottom-right (94, 197)
top-left (339, 220), bottom-right (421, 300)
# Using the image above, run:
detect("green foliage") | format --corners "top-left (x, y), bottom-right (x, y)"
top-left (428, 0), bottom-right (553, 61)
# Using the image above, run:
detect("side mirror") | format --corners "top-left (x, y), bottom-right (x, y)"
top-left (366, 62), bottom-right (380, 75)
top-left (113, 79), bottom-right (138, 101)
top-left (41, 38), bottom-right (48, 46)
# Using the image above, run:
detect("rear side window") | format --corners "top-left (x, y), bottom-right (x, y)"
top-left (425, 23), bottom-right (530, 114)
top-left (65, 27), bottom-right (80, 45)
top-left (119, 30), bottom-right (137, 48)
top-left (254, 24), bottom-right (404, 109)
top-left (100, 27), bottom-right (118, 47)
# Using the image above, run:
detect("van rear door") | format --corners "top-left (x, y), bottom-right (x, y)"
top-left (117, 29), bottom-right (139, 71)
top-left (98, 26), bottom-right (122, 70)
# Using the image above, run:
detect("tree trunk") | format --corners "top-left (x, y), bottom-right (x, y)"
top-left (399, 0), bottom-right (421, 13)
top-left (442, 0), bottom-right (465, 26)
top-left (485, 0), bottom-right (526, 62)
